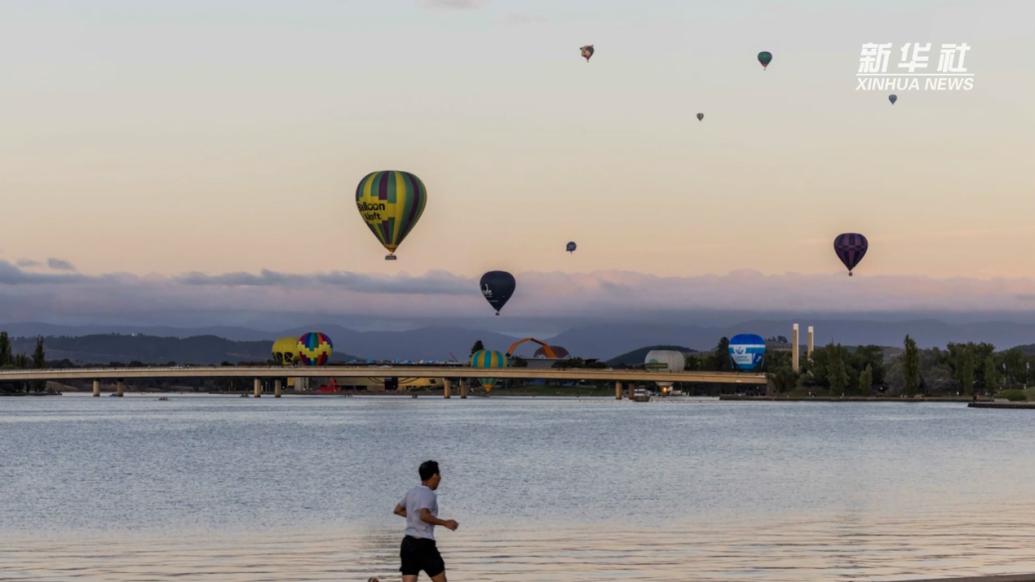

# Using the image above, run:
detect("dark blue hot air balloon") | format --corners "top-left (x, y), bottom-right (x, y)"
top-left (834, 233), bottom-right (868, 276)
top-left (480, 271), bottom-right (516, 315)
top-left (566, 241), bottom-right (577, 254)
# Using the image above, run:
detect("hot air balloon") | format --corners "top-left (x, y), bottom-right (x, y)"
top-left (580, 45), bottom-right (594, 62)
top-left (696, 112), bottom-right (704, 121)
top-left (297, 332), bottom-right (333, 366)
top-left (480, 271), bottom-right (515, 315)
top-left (566, 241), bottom-right (577, 254)
top-left (644, 349), bottom-right (686, 395)
top-left (470, 349), bottom-right (508, 393)
top-left (355, 170), bottom-right (427, 261)
top-left (834, 233), bottom-right (869, 276)
top-left (272, 336), bottom-right (299, 366)
top-left (888, 94), bottom-right (898, 105)
top-left (728, 334), bottom-right (767, 372)
top-left (757, 51), bottom-right (773, 70)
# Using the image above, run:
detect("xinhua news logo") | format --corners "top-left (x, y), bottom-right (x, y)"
top-left (856, 43), bottom-right (974, 92)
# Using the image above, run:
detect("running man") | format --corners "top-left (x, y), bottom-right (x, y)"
top-left (393, 460), bottom-right (459, 581)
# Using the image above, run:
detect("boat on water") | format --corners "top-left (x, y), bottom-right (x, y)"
top-left (632, 387), bottom-right (652, 402)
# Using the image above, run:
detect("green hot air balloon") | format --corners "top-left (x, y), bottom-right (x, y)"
top-left (757, 51), bottom-right (773, 70)
top-left (355, 171), bottom-right (428, 261)
top-left (470, 349), bottom-right (508, 394)
top-left (696, 112), bottom-right (704, 121)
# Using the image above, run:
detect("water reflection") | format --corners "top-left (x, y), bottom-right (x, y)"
top-left (5, 508), bottom-right (1035, 580)
top-left (2, 395), bottom-right (1035, 580)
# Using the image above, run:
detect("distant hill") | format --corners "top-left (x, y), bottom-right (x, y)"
top-left (4, 316), bottom-right (1035, 363)
top-left (10, 334), bottom-right (358, 365)
top-left (607, 345), bottom-right (696, 367)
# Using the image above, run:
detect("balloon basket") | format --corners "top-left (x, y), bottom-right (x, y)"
top-left (385, 254), bottom-right (397, 261)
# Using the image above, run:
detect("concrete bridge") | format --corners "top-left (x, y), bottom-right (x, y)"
top-left (0, 366), bottom-right (767, 399)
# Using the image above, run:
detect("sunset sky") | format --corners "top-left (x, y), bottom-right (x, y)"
top-left (2, 0), bottom-right (1034, 326)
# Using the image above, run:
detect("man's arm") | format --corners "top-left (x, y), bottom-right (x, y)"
top-left (419, 508), bottom-right (458, 531)
top-left (393, 503), bottom-right (407, 518)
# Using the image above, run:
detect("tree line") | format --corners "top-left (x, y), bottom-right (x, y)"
top-left (764, 335), bottom-right (1035, 399)
top-left (0, 331), bottom-right (47, 394)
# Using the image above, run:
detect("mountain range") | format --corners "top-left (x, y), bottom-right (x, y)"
top-left (5, 316), bottom-right (1035, 364)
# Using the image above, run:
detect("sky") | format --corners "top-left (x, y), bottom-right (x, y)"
top-left (2, 0), bottom-right (1034, 328)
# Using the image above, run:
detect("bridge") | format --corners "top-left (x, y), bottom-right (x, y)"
top-left (0, 366), bottom-right (767, 399)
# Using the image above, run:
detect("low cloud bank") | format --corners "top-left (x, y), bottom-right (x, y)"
top-left (2, 260), bottom-right (1035, 327)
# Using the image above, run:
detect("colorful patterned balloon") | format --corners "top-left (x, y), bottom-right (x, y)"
top-left (297, 332), bottom-right (334, 366)
top-left (355, 171), bottom-right (427, 261)
top-left (470, 350), bottom-right (508, 392)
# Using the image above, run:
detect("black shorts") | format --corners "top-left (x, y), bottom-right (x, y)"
top-left (400, 535), bottom-right (445, 577)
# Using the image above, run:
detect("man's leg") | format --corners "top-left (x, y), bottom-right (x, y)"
top-left (430, 572), bottom-right (447, 582)
top-left (402, 576), bottom-right (418, 582)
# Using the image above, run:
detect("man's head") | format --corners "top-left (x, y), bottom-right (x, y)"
top-left (419, 460), bottom-right (441, 489)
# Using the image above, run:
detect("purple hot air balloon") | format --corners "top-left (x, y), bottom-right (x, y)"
top-left (834, 233), bottom-right (868, 277)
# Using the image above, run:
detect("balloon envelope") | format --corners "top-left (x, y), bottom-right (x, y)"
top-left (728, 334), bottom-right (767, 371)
top-left (480, 271), bottom-right (516, 314)
top-left (355, 171), bottom-right (427, 260)
top-left (757, 51), bottom-right (773, 69)
top-left (297, 332), bottom-right (333, 366)
top-left (834, 233), bottom-right (869, 276)
top-left (889, 94), bottom-right (898, 104)
top-left (272, 336), bottom-right (299, 366)
top-left (580, 45), bottom-right (594, 62)
top-left (644, 349), bottom-right (686, 388)
top-left (696, 112), bottom-right (704, 121)
top-left (470, 349), bottom-right (508, 392)
top-left (566, 241), bottom-right (577, 253)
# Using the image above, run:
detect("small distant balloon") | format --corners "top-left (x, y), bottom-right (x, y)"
top-left (888, 94), bottom-right (898, 105)
top-left (757, 51), bottom-right (773, 70)
top-left (566, 241), bottom-right (577, 254)
top-left (696, 112), bottom-right (704, 121)
top-left (580, 45), bottom-right (594, 62)
top-left (833, 233), bottom-right (869, 277)
top-left (480, 271), bottom-right (516, 315)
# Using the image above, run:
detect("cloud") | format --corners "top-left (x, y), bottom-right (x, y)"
top-left (47, 258), bottom-right (76, 271)
top-left (0, 261), bottom-right (85, 284)
top-left (423, 0), bottom-right (486, 9)
top-left (175, 269), bottom-right (472, 295)
top-left (16, 259), bottom-right (40, 268)
top-left (4, 261), bottom-right (1035, 330)
top-left (505, 13), bottom-right (547, 25)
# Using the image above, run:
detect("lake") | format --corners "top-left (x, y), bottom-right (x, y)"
top-left (2, 394), bottom-right (1034, 580)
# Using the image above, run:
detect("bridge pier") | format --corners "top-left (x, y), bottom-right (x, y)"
top-left (274, 379), bottom-right (282, 398)
top-left (116, 380), bottom-right (125, 397)
top-left (92, 380), bottom-right (100, 397)
top-left (443, 378), bottom-right (451, 399)
top-left (627, 383), bottom-right (634, 400)
top-left (460, 381), bottom-right (468, 399)
top-left (253, 378), bottom-right (262, 398)
top-left (615, 381), bottom-right (623, 400)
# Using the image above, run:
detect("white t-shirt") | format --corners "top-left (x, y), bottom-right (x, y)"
top-left (401, 484), bottom-right (438, 540)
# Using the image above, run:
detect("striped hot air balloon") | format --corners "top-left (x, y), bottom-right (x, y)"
top-left (470, 350), bottom-right (508, 393)
top-left (833, 233), bottom-right (869, 276)
top-left (297, 332), bottom-right (334, 366)
top-left (355, 171), bottom-right (428, 261)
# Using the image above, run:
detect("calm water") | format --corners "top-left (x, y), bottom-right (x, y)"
top-left (2, 394), bottom-right (1035, 581)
